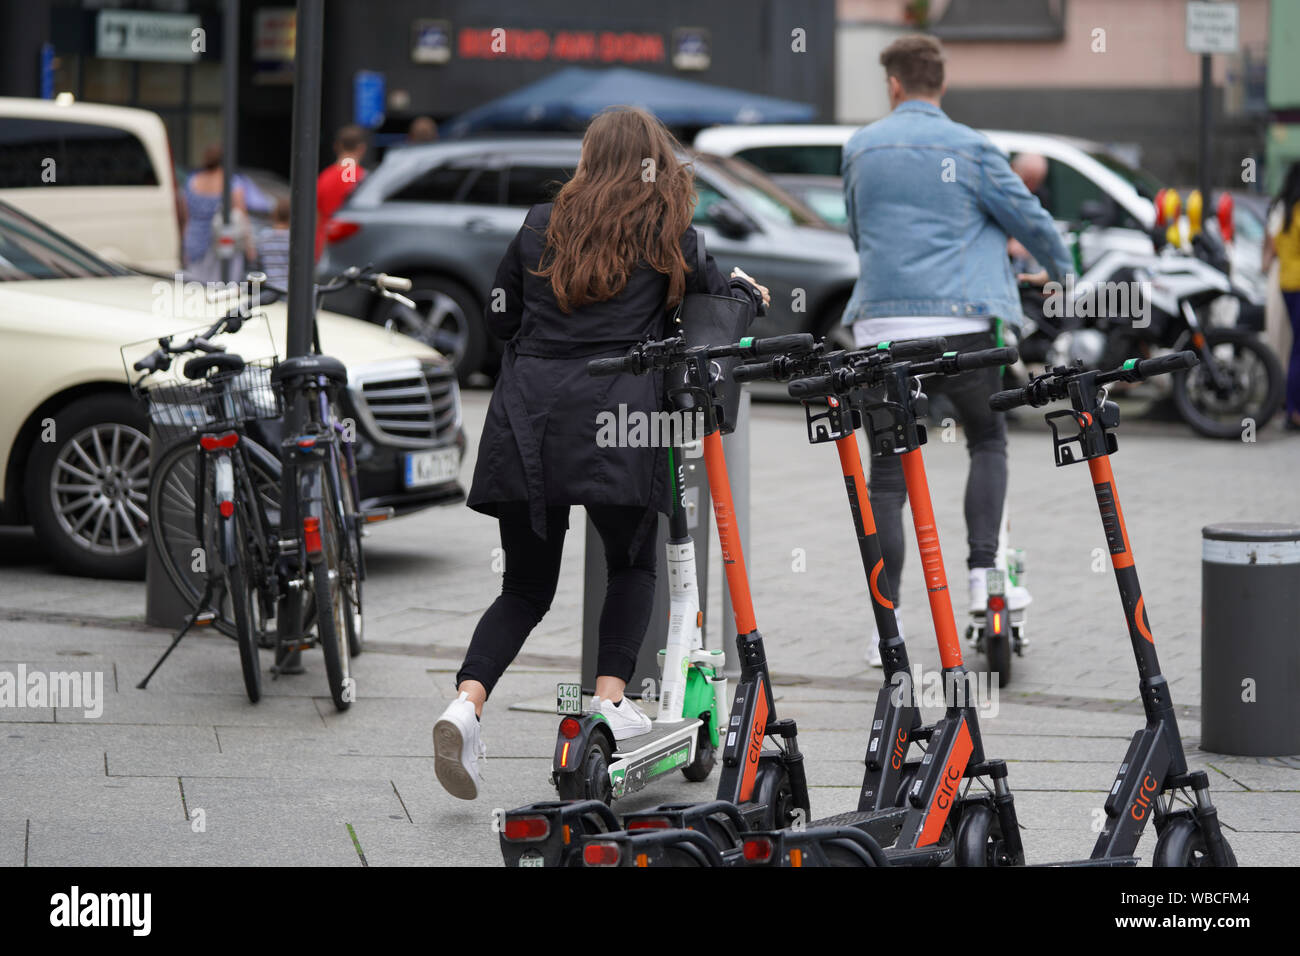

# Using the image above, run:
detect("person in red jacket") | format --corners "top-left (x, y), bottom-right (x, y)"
top-left (315, 124), bottom-right (368, 259)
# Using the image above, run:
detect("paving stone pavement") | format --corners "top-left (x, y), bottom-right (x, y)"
top-left (1, 390), bottom-right (1296, 866)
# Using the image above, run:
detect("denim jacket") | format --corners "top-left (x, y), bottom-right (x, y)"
top-left (841, 101), bottom-right (1072, 329)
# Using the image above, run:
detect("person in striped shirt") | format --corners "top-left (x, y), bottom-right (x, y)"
top-left (256, 198), bottom-right (292, 289)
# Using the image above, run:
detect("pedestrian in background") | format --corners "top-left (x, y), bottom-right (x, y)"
top-left (181, 144), bottom-right (253, 283)
top-left (315, 124), bottom-right (367, 259)
top-left (431, 106), bottom-right (768, 801)
top-left (840, 35), bottom-right (1072, 664)
top-left (1262, 160), bottom-right (1300, 432)
top-left (255, 197), bottom-right (292, 290)
top-left (407, 115), bottom-right (438, 144)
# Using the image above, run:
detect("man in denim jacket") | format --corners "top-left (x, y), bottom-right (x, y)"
top-left (842, 34), bottom-right (1072, 665)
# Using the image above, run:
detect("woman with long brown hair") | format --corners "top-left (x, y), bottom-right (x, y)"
top-left (433, 107), bottom-right (769, 799)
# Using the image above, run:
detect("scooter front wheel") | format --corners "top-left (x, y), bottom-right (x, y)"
top-left (754, 761), bottom-right (796, 830)
top-left (556, 734), bottom-right (614, 805)
top-left (954, 804), bottom-right (1012, 867)
top-left (681, 723), bottom-right (716, 782)
top-left (1153, 816), bottom-right (1238, 867)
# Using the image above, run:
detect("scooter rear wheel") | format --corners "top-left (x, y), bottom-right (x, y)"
top-left (987, 632), bottom-right (1012, 688)
top-left (556, 733), bottom-right (614, 805)
top-left (1153, 816), bottom-right (1238, 867)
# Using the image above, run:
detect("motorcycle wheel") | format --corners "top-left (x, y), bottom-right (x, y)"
top-left (1172, 328), bottom-right (1283, 439)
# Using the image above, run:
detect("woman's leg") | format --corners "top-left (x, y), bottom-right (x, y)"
top-left (454, 507), bottom-right (569, 714)
top-left (588, 504), bottom-right (659, 703)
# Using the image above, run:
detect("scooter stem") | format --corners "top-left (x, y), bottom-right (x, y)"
top-left (701, 429), bottom-right (757, 635)
top-left (899, 448), bottom-right (964, 670)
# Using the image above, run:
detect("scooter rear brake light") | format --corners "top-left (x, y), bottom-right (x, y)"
top-left (559, 717), bottom-right (582, 739)
top-left (627, 817), bottom-right (671, 830)
top-left (988, 595), bottom-right (1006, 612)
top-left (742, 837), bottom-right (774, 862)
top-left (502, 816), bottom-right (550, 842)
top-left (303, 516), bottom-right (322, 555)
top-left (582, 842), bottom-right (621, 867)
top-left (218, 500), bottom-right (235, 518)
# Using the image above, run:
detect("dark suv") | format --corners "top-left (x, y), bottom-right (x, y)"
top-left (317, 139), bottom-right (860, 381)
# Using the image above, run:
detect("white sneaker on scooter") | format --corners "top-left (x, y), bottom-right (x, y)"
top-left (968, 567), bottom-right (1032, 613)
top-left (594, 696), bottom-right (652, 741)
top-left (433, 691), bottom-right (486, 800)
top-left (867, 609), bottom-right (904, 668)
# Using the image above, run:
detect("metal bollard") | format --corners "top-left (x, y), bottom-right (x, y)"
top-left (1200, 522), bottom-right (1300, 756)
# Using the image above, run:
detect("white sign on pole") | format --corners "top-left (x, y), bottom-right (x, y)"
top-left (96, 10), bottom-right (201, 63)
top-left (1186, 1), bottom-right (1240, 55)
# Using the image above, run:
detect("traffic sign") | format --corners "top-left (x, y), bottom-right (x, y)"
top-left (1186, 1), bottom-right (1239, 55)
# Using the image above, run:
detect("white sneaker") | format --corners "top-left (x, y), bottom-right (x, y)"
top-left (433, 692), bottom-right (486, 800)
top-left (969, 567), bottom-right (1033, 614)
top-left (867, 609), bottom-right (904, 667)
top-left (595, 696), bottom-right (652, 741)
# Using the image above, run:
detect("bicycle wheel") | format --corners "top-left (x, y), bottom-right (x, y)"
top-left (306, 464), bottom-right (351, 711)
top-left (337, 451), bottom-right (364, 658)
top-left (150, 438), bottom-right (280, 636)
top-left (225, 514), bottom-right (262, 703)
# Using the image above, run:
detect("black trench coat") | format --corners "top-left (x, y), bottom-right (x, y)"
top-left (467, 202), bottom-right (760, 554)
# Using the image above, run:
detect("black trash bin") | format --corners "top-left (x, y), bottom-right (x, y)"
top-left (1201, 522), bottom-right (1300, 756)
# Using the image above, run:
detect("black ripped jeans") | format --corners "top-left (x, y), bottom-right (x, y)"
top-left (866, 332), bottom-right (1007, 602)
top-left (456, 504), bottom-right (658, 697)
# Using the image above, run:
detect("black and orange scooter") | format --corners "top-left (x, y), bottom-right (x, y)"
top-left (989, 353), bottom-right (1237, 866)
top-left (718, 344), bottom-right (1027, 866)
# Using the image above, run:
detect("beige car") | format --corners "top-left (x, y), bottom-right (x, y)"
top-left (0, 96), bottom-right (181, 274)
top-left (0, 201), bottom-right (465, 579)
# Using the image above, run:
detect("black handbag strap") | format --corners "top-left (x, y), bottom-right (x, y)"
top-left (669, 228), bottom-right (709, 328)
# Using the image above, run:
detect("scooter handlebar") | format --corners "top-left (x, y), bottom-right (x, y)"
top-left (989, 387), bottom-right (1030, 412)
top-left (587, 355), bottom-right (635, 377)
top-left (955, 346), bottom-right (1019, 371)
top-left (787, 372), bottom-right (837, 399)
top-left (744, 333), bottom-right (815, 357)
top-left (878, 336), bottom-right (949, 360)
top-left (732, 360), bottom-right (779, 383)
top-left (1130, 350), bottom-right (1199, 379)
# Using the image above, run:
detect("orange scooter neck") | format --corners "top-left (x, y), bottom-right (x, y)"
top-left (701, 429), bottom-right (758, 635)
top-left (900, 448), bottom-right (964, 670)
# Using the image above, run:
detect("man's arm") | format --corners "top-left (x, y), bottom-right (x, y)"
top-left (976, 140), bottom-right (1072, 282)
top-left (842, 157), bottom-right (860, 251)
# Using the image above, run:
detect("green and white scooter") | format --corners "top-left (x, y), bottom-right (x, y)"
top-left (551, 445), bottom-right (728, 804)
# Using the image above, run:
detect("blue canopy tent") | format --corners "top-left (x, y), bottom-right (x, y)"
top-left (444, 67), bottom-right (815, 137)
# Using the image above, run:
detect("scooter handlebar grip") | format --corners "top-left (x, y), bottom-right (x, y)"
top-left (788, 373), bottom-right (834, 399)
top-left (374, 273), bottom-right (413, 292)
top-left (587, 356), bottom-right (632, 376)
top-left (956, 346), bottom-right (1019, 371)
top-left (750, 333), bottom-right (815, 357)
top-left (732, 360), bottom-right (778, 383)
top-left (1135, 350), bottom-right (1198, 378)
top-left (989, 387), bottom-right (1029, 412)
top-left (887, 336), bottom-right (949, 360)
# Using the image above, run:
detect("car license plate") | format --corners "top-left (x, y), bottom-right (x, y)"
top-left (518, 851), bottom-right (545, 867)
top-left (556, 682), bottom-right (582, 715)
top-left (403, 448), bottom-right (458, 488)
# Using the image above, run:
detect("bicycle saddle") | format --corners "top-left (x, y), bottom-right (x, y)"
top-left (270, 354), bottom-right (349, 387)
top-left (183, 352), bottom-right (246, 380)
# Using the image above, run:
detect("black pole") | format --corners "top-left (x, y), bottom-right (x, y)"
top-left (277, 0), bottom-right (324, 665)
top-left (1198, 52), bottom-right (1212, 204)
top-left (287, 0), bottom-right (323, 360)
top-left (220, 0), bottom-right (239, 284)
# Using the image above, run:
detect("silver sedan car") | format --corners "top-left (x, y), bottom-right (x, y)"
top-left (318, 139), bottom-right (861, 381)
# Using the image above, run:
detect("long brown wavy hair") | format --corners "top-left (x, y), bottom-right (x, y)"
top-left (533, 107), bottom-right (696, 313)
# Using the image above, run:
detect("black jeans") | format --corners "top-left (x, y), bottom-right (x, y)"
top-left (866, 332), bottom-right (1007, 602)
top-left (456, 504), bottom-right (659, 697)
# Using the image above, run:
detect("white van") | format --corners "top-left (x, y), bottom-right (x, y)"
top-left (0, 97), bottom-right (180, 273)
top-left (693, 125), bottom-right (1163, 268)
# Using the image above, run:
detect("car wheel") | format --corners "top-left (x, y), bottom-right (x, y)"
top-left (25, 393), bottom-right (150, 579)
top-left (380, 275), bottom-right (485, 383)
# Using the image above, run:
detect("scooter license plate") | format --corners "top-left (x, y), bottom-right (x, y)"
top-left (556, 683), bottom-right (582, 715)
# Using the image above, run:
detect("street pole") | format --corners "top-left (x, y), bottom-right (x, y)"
top-left (220, 0), bottom-right (239, 285)
top-left (277, 0), bottom-right (324, 668)
top-left (1198, 51), bottom-right (1212, 204)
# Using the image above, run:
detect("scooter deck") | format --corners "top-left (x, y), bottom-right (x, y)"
top-left (611, 719), bottom-right (701, 758)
